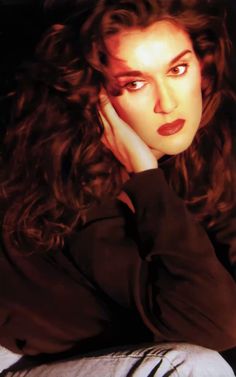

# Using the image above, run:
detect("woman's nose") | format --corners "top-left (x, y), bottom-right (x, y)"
top-left (153, 80), bottom-right (177, 114)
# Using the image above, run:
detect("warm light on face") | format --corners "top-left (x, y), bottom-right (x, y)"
top-left (105, 21), bottom-right (203, 158)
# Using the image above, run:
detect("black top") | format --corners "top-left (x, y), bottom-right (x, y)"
top-left (1, 168), bottom-right (236, 367)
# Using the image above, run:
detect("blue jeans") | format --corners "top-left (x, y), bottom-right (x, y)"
top-left (2, 343), bottom-right (234, 376)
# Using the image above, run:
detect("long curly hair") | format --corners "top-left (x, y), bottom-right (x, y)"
top-left (1, 0), bottom-right (235, 254)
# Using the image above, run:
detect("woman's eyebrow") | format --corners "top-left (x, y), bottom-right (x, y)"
top-left (169, 49), bottom-right (192, 66)
top-left (115, 70), bottom-right (143, 79)
top-left (114, 49), bottom-right (192, 79)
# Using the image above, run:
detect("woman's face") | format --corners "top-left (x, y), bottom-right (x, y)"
top-left (105, 21), bottom-right (203, 158)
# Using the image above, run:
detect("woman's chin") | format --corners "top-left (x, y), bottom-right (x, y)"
top-left (157, 135), bottom-right (195, 156)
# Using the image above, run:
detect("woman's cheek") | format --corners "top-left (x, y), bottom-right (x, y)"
top-left (110, 94), bottom-right (146, 127)
top-left (110, 96), bottom-right (136, 124)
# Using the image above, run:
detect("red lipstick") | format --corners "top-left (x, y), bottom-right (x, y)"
top-left (157, 119), bottom-right (185, 136)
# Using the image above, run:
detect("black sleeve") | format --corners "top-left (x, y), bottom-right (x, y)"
top-left (71, 168), bottom-right (236, 351)
top-left (207, 208), bottom-right (236, 280)
top-left (122, 168), bottom-right (236, 350)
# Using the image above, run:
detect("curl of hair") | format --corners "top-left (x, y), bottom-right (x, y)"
top-left (1, 22), bottom-right (123, 254)
top-left (1, 0), bottom-right (235, 254)
top-left (78, 0), bottom-right (236, 226)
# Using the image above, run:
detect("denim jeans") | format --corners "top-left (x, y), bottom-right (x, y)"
top-left (1, 343), bottom-right (234, 377)
top-left (0, 346), bottom-right (21, 374)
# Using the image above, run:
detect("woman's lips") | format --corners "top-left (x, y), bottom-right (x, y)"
top-left (157, 119), bottom-right (185, 136)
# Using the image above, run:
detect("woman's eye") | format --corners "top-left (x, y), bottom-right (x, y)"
top-left (169, 64), bottom-right (188, 76)
top-left (124, 81), bottom-right (146, 91)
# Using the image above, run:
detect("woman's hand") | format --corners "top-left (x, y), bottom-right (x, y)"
top-left (98, 92), bottom-right (158, 173)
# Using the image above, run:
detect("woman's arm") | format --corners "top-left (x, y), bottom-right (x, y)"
top-left (207, 210), bottom-right (236, 280)
top-left (123, 168), bottom-right (236, 350)
top-left (70, 168), bottom-right (236, 352)
top-left (77, 93), bottom-right (236, 351)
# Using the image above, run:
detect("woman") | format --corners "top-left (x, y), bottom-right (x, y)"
top-left (0, 0), bottom-right (236, 374)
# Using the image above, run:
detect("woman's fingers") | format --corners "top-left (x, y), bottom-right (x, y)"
top-left (98, 107), bottom-right (133, 171)
top-left (98, 110), bottom-right (116, 151)
top-left (99, 92), bottom-right (124, 136)
top-left (98, 90), bottom-right (158, 173)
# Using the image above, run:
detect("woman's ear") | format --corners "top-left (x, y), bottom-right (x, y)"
top-left (201, 75), bottom-right (210, 92)
top-left (200, 54), bottom-right (214, 95)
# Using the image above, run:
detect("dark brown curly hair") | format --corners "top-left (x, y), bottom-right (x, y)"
top-left (1, 0), bottom-right (235, 254)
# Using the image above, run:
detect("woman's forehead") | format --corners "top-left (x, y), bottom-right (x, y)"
top-left (104, 21), bottom-right (193, 72)
top-left (105, 20), bottom-right (190, 52)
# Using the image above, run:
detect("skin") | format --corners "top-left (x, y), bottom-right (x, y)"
top-left (103, 20), bottom-right (203, 162)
